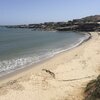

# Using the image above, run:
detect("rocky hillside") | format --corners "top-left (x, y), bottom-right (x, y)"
top-left (6, 15), bottom-right (100, 32)
top-left (57, 15), bottom-right (100, 31)
top-left (82, 15), bottom-right (100, 22)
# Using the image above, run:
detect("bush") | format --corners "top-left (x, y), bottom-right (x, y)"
top-left (84, 75), bottom-right (100, 100)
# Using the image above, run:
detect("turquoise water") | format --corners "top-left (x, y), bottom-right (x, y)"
top-left (0, 27), bottom-right (89, 76)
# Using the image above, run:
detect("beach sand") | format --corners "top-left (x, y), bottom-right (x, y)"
top-left (0, 32), bottom-right (100, 100)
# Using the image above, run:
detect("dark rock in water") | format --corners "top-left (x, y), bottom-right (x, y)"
top-left (84, 75), bottom-right (100, 100)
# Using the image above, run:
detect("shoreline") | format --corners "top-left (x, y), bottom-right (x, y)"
top-left (0, 32), bottom-right (100, 100)
top-left (0, 32), bottom-right (91, 81)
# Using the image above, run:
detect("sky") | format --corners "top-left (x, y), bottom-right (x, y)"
top-left (0, 0), bottom-right (100, 25)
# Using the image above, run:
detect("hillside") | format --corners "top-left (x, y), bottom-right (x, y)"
top-left (82, 15), bottom-right (100, 22)
top-left (6, 15), bottom-right (100, 32)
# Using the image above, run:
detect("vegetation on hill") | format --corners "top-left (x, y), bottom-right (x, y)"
top-left (84, 75), bottom-right (100, 100)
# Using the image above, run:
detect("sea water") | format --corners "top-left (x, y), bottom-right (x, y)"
top-left (0, 27), bottom-right (89, 77)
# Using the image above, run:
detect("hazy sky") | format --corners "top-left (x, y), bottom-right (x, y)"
top-left (0, 0), bottom-right (100, 25)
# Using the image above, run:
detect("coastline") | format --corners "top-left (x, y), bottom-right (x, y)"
top-left (0, 32), bottom-right (100, 100)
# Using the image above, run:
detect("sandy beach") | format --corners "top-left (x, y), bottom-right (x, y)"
top-left (0, 32), bottom-right (100, 100)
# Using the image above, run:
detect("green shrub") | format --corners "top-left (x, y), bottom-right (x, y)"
top-left (84, 75), bottom-right (100, 100)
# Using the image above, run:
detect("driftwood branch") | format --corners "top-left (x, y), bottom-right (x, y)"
top-left (42, 69), bottom-right (55, 79)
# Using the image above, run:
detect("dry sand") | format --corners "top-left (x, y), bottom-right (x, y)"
top-left (0, 32), bottom-right (100, 100)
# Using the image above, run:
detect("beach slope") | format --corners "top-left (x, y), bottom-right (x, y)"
top-left (0, 32), bottom-right (100, 100)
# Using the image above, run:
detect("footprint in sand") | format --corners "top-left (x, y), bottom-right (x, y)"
top-left (0, 87), bottom-right (8, 96)
top-left (80, 60), bottom-right (87, 69)
top-left (0, 80), bottom-right (25, 96)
